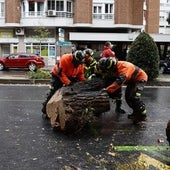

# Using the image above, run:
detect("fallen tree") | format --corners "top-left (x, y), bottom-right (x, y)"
top-left (46, 77), bottom-right (110, 133)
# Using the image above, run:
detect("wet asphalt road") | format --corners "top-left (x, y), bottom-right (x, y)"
top-left (0, 85), bottom-right (170, 170)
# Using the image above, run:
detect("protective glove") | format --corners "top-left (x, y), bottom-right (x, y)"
top-left (68, 81), bottom-right (74, 86)
top-left (87, 74), bottom-right (96, 81)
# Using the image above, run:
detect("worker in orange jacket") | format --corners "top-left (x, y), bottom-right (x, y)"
top-left (98, 57), bottom-right (148, 124)
top-left (100, 42), bottom-right (125, 114)
top-left (42, 50), bottom-right (86, 118)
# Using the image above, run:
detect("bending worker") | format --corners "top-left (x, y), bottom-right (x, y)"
top-left (100, 41), bottom-right (125, 114)
top-left (83, 48), bottom-right (97, 80)
top-left (42, 50), bottom-right (86, 118)
top-left (98, 57), bottom-right (148, 124)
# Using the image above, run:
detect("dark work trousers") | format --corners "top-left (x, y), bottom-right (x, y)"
top-left (42, 74), bottom-right (63, 115)
top-left (125, 81), bottom-right (146, 114)
top-left (104, 77), bottom-right (122, 100)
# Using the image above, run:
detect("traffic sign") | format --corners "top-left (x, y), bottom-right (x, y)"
top-left (57, 41), bottom-right (72, 46)
top-left (58, 28), bottom-right (65, 42)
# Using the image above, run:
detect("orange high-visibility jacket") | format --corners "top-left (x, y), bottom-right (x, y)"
top-left (51, 54), bottom-right (85, 85)
top-left (106, 61), bottom-right (148, 93)
top-left (101, 46), bottom-right (115, 58)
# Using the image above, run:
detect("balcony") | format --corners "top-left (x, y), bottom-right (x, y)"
top-left (20, 11), bottom-right (73, 27)
top-left (92, 13), bottom-right (114, 27)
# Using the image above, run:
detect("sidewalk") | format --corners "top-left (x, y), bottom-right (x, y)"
top-left (0, 66), bottom-right (170, 85)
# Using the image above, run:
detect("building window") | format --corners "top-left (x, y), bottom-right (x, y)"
top-left (26, 43), bottom-right (55, 57)
top-left (105, 4), bottom-right (113, 14)
top-left (47, 0), bottom-right (72, 12)
top-left (28, 1), bottom-right (44, 16)
top-left (56, 0), bottom-right (64, 11)
top-left (93, 6), bottom-right (102, 14)
top-left (93, 5), bottom-right (102, 19)
top-left (29, 2), bottom-right (35, 12)
top-left (48, 0), bottom-right (55, 10)
top-left (67, 1), bottom-right (72, 12)
top-left (93, 3), bottom-right (113, 20)
top-left (37, 2), bottom-right (44, 14)
top-left (0, 2), bottom-right (4, 17)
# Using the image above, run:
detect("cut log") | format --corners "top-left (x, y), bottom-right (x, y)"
top-left (46, 77), bottom-right (110, 133)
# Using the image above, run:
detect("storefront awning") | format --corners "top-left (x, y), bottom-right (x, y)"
top-left (69, 32), bottom-right (139, 42)
top-left (69, 32), bottom-right (170, 42)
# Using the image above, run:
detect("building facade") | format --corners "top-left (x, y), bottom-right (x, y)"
top-left (0, 0), bottom-right (170, 62)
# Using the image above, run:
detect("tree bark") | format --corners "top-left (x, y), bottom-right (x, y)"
top-left (46, 77), bottom-right (110, 133)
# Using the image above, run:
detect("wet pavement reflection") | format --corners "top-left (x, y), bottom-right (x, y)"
top-left (0, 85), bottom-right (169, 170)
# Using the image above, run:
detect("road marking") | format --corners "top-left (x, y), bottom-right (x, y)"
top-left (138, 153), bottom-right (170, 170)
top-left (114, 145), bottom-right (170, 152)
top-left (114, 146), bottom-right (170, 168)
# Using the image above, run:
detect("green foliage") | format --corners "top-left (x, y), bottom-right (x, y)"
top-left (127, 31), bottom-right (160, 80)
top-left (27, 68), bottom-right (51, 79)
top-left (32, 27), bottom-right (50, 42)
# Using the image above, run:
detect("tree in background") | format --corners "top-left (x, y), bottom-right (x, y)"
top-left (33, 26), bottom-right (50, 42)
top-left (32, 27), bottom-right (50, 56)
top-left (127, 31), bottom-right (159, 80)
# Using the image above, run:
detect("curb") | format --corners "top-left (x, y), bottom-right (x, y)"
top-left (146, 80), bottom-right (170, 86)
top-left (0, 79), bottom-right (50, 85)
top-left (0, 78), bottom-right (170, 86)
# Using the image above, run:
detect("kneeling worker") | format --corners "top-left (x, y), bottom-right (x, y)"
top-left (97, 57), bottom-right (148, 124)
top-left (42, 50), bottom-right (86, 118)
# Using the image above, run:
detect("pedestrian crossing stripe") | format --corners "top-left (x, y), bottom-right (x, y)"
top-left (138, 153), bottom-right (170, 170)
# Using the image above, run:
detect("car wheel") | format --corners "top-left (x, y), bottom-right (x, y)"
top-left (160, 66), bottom-right (166, 74)
top-left (0, 63), bottom-right (4, 71)
top-left (28, 63), bottom-right (37, 71)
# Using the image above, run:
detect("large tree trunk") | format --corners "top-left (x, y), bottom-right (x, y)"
top-left (46, 77), bottom-right (110, 133)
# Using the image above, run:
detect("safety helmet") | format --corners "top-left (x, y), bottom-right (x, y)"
top-left (84, 48), bottom-right (94, 57)
top-left (73, 50), bottom-right (85, 63)
top-left (98, 57), bottom-right (117, 70)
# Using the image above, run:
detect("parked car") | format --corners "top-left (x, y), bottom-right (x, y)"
top-left (160, 57), bottom-right (170, 74)
top-left (0, 53), bottom-right (45, 71)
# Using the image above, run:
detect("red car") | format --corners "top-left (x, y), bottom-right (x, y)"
top-left (0, 53), bottom-right (45, 71)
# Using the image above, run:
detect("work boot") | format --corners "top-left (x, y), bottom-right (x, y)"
top-left (128, 111), bottom-right (147, 124)
top-left (41, 102), bottom-right (49, 119)
top-left (115, 99), bottom-right (126, 114)
top-left (133, 114), bottom-right (147, 125)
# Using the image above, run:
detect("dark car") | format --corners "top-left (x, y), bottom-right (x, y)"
top-left (0, 53), bottom-right (45, 71)
top-left (160, 57), bottom-right (170, 74)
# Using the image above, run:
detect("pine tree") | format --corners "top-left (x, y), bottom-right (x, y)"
top-left (127, 31), bottom-right (159, 80)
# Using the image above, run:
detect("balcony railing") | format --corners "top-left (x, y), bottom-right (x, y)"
top-left (0, 12), bottom-right (4, 18)
top-left (93, 13), bottom-right (113, 20)
top-left (21, 11), bottom-right (73, 18)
